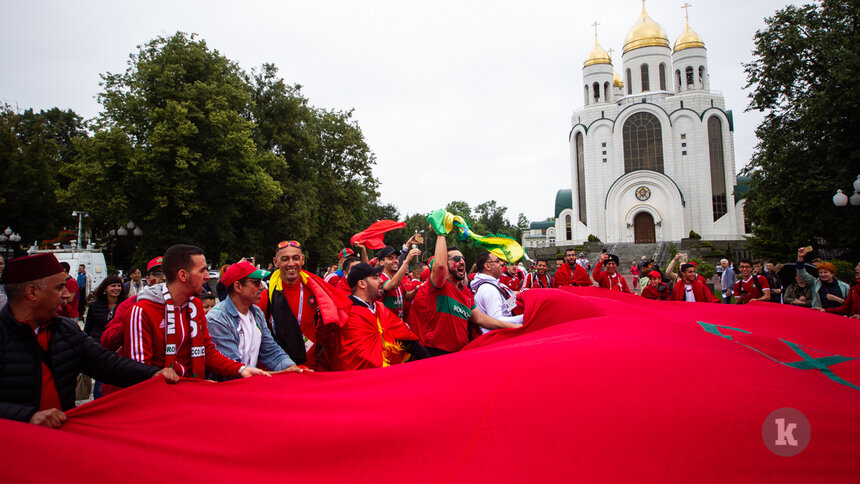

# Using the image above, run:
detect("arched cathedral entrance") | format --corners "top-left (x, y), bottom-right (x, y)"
top-left (634, 212), bottom-right (656, 243)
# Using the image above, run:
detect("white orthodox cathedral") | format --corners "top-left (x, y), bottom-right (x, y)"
top-left (524, 4), bottom-right (748, 248)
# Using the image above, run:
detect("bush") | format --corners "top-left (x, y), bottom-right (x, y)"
top-left (587, 234), bottom-right (601, 242)
top-left (831, 259), bottom-right (856, 284)
top-left (691, 258), bottom-right (716, 279)
top-left (688, 230), bottom-right (702, 240)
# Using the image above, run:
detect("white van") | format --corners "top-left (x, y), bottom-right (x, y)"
top-left (26, 247), bottom-right (109, 296)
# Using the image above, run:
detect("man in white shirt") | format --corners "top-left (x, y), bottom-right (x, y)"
top-left (469, 251), bottom-right (524, 334)
top-left (206, 260), bottom-right (302, 379)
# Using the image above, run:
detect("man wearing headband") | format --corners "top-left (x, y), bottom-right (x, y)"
top-left (259, 240), bottom-right (351, 370)
top-left (0, 253), bottom-right (178, 428)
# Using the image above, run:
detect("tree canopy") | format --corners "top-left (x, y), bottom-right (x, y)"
top-left (742, 0), bottom-right (860, 261)
top-left (55, 32), bottom-right (383, 269)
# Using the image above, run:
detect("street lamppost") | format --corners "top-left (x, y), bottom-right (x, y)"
top-left (832, 175), bottom-right (860, 207)
top-left (0, 227), bottom-right (22, 259)
top-left (71, 210), bottom-right (89, 249)
top-left (112, 221), bottom-right (143, 270)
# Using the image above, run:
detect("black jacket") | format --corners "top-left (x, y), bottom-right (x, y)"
top-left (0, 304), bottom-right (159, 423)
top-left (83, 298), bottom-right (124, 341)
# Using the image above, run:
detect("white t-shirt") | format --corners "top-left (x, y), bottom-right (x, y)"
top-left (236, 310), bottom-right (262, 368)
top-left (684, 284), bottom-right (696, 302)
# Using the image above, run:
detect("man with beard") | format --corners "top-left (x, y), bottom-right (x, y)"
top-left (327, 263), bottom-right (426, 370)
top-left (523, 259), bottom-right (556, 289)
top-left (407, 236), bottom-right (516, 356)
top-left (377, 245), bottom-right (422, 321)
top-left (554, 248), bottom-right (593, 287)
top-left (592, 253), bottom-right (631, 293)
top-left (669, 263), bottom-right (720, 303)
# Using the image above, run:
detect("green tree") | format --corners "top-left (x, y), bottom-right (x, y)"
top-left (61, 33), bottom-right (283, 266)
top-left (743, 1), bottom-right (860, 261)
top-left (0, 106), bottom-right (87, 243)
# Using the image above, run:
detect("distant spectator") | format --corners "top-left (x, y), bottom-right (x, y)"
top-left (57, 262), bottom-right (79, 319)
top-left (783, 274), bottom-right (813, 308)
top-left (796, 249), bottom-right (850, 309)
top-left (819, 262), bottom-right (860, 318)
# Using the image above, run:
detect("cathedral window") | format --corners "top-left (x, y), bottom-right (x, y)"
top-left (708, 116), bottom-right (727, 220)
top-left (603, 82), bottom-right (610, 102)
top-left (584, 85), bottom-right (589, 104)
top-left (622, 112), bottom-right (664, 174)
top-left (565, 214), bottom-right (572, 240)
top-left (575, 132), bottom-right (587, 225)
top-left (593, 82), bottom-right (600, 102)
top-left (698, 66), bottom-right (705, 88)
top-left (626, 69), bottom-right (632, 95)
top-left (675, 70), bottom-right (681, 92)
top-left (640, 64), bottom-right (650, 91)
top-left (685, 67), bottom-right (694, 86)
top-left (659, 63), bottom-right (667, 91)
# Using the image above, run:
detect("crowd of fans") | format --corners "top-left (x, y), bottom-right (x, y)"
top-left (0, 236), bottom-right (857, 430)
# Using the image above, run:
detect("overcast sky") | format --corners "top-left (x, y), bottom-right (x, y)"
top-left (1, 0), bottom-right (800, 223)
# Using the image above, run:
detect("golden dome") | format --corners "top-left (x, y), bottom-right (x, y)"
top-left (674, 20), bottom-right (705, 51)
top-left (623, 4), bottom-right (670, 54)
top-left (613, 69), bottom-right (624, 87)
top-left (584, 40), bottom-right (612, 67)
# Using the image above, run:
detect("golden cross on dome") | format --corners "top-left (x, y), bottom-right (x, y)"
top-left (591, 21), bottom-right (600, 42)
top-left (608, 48), bottom-right (615, 61)
top-left (682, 2), bottom-right (692, 21)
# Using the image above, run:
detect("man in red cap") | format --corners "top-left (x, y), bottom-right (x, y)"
top-left (0, 253), bottom-right (178, 428)
top-left (207, 261), bottom-right (302, 379)
top-left (640, 270), bottom-right (670, 300)
top-left (126, 245), bottom-right (270, 379)
top-left (325, 245), bottom-right (369, 286)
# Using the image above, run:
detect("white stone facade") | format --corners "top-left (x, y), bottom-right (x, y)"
top-left (553, 11), bottom-right (746, 245)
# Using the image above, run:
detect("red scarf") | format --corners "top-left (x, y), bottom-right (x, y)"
top-left (163, 285), bottom-right (206, 379)
top-left (32, 323), bottom-right (62, 411)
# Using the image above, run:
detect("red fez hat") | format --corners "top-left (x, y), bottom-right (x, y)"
top-left (1, 253), bottom-right (64, 284)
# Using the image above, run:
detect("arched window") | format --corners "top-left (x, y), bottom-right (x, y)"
top-left (640, 64), bottom-right (650, 91)
top-left (708, 116), bottom-right (727, 220)
top-left (626, 69), bottom-right (632, 95)
top-left (698, 66), bottom-right (705, 88)
top-left (584, 85), bottom-right (589, 104)
top-left (675, 70), bottom-right (681, 92)
top-left (565, 214), bottom-right (572, 241)
top-left (622, 112), bottom-right (664, 173)
top-left (603, 82), bottom-right (610, 102)
top-left (685, 66), bottom-right (694, 86)
top-left (593, 82), bottom-right (600, 102)
top-left (659, 63), bottom-right (666, 91)
top-left (575, 132), bottom-right (587, 225)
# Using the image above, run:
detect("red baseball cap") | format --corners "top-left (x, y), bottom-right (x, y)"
top-left (221, 261), bottom-right (272, 287)
top-left (339, 248), bottom-right (355, 259)
top-left (147, 256), bottom-right (164, 273)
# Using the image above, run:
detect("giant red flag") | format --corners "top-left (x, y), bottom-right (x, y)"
top-left (350, 219), bottom-right (406, 250)
top-left (2, 287), bottom-right (859, 482)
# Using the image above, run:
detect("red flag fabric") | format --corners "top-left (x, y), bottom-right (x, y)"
top-left (350, 219), bottom-right (406, 249)
top-left (3, 287), bottom-right (859, 482)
